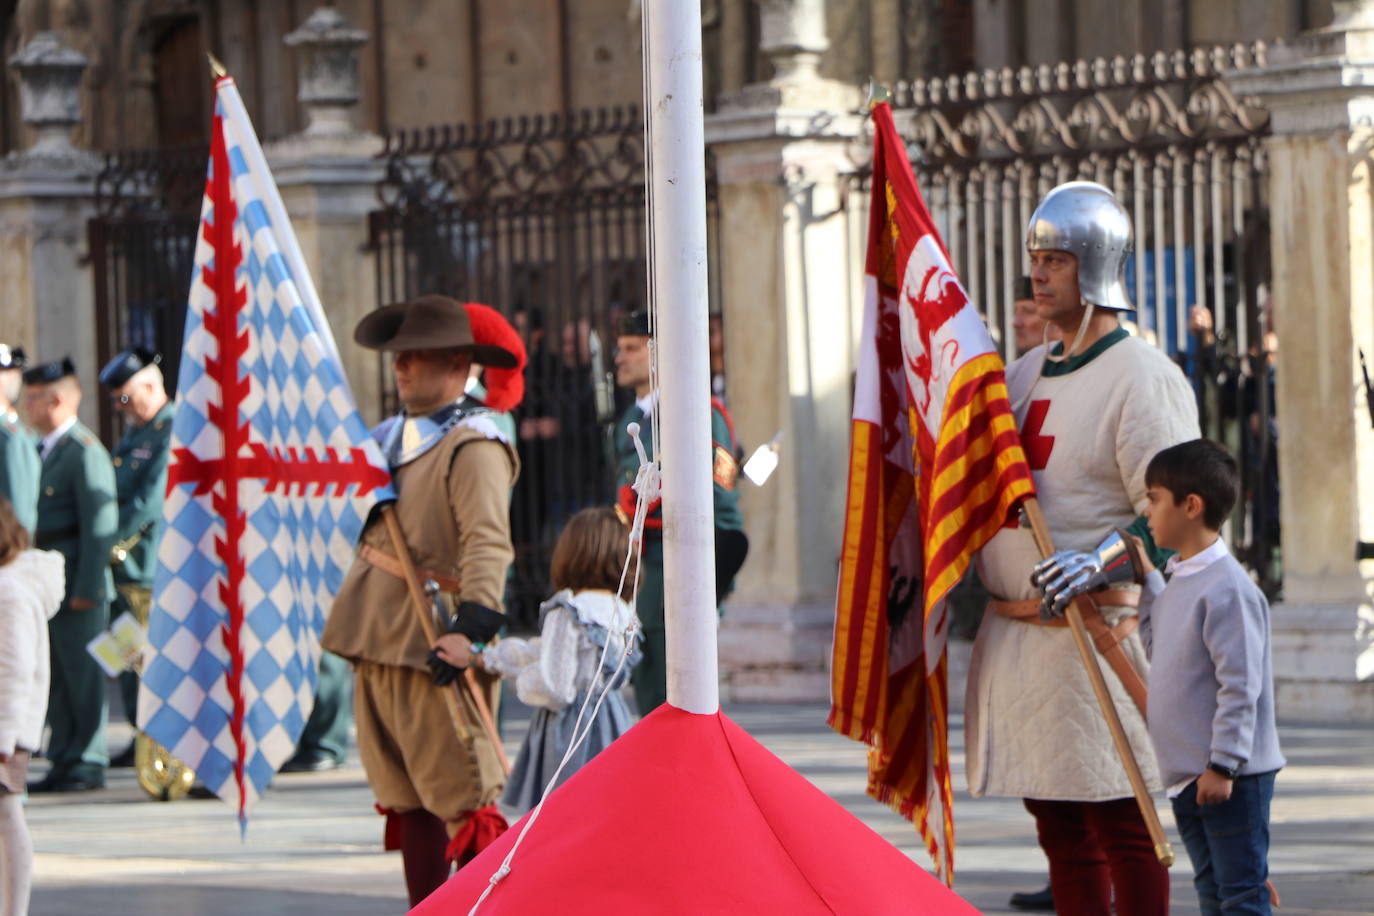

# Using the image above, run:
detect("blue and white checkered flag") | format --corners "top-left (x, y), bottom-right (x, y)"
top-left (138, 75), bottom-right (394, 825)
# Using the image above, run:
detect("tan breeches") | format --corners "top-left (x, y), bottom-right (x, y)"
top-left (353, 660), bottom-right (505, 829)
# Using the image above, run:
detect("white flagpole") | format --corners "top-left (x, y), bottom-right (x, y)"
top-left (643, 0), bottom-right (718, 714)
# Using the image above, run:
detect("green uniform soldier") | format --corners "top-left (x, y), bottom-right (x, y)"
top-left (23, 356), bottom-right (118, 792)
top-left (612, 311), bottom-right (748, 714)
top-left (98, 348), bottom-right (174, 765)
top-left (0, 344), bottom-right (40, 534)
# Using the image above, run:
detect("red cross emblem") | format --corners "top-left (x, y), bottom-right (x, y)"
top-left (1022, 399), bottom-right (1055, 470)
top-left (162, 112), bottom-right (390, 815)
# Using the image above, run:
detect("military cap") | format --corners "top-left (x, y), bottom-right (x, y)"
top-left (0, 344), bottom-right (27, 370)
top-left (99, 347), bottom-right (161, 389)
top-left (618, 310), bottom-right (652, 338)
top-left (22, 355), bottom-right (75, 385)
top-left (1014, 276), bottom-right (1034, 302)
top-left (353, 294), bottom-right (519, 368)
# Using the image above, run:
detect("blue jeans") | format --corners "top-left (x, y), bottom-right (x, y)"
top-left (1171, 770), bottom-right (1277, 915)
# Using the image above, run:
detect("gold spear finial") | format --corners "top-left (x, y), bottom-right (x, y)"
top-left (208, 53), bottom-right (228, 80)
top-left (866, 77), bottom-right (891, 111)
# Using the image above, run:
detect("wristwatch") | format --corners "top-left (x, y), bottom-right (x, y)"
top-left (1207, 761), bottom-right (1239, 780)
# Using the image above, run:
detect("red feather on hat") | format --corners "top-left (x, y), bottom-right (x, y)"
top-left (463, 303), bottom-right (527, 412)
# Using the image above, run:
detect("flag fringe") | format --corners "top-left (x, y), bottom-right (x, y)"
top-left (825, 707), bottom-right (878, 747)
top-left (867, 781), bottom-right (952, 886)
top-left (866, 780), bottom-right (918, 821)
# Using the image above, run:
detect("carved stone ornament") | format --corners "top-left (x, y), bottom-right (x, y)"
top-left (9, 31), bottom-right (88, 153)
top-left (1327, 0), bottom-right (1374, 31)
top-left (1222, 1), bottom-right (1374, 136)
top-left (757, 0), bottom-right (829, 83)
top-left (710, 0), bottom-right (859, 123)
top-left (854, 43), bottom-right (1272, 171)
top-left (284, 5), bottom-right (368, 136)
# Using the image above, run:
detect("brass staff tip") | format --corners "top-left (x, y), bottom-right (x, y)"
top-left (865, 76), bottom-right (891, 111)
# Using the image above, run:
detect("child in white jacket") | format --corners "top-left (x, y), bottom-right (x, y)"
top-left (0, 497), bottom-right (65, 916)
top-left (473, 507), bottom-right (641, 815)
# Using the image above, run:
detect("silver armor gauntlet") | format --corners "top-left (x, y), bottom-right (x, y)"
top-left (1030, 527), bottom-right (1144, 620)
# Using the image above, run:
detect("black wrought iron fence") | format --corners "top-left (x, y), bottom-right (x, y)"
top-left (369, 106), bottom-right (720, 630)
top-left (89, 144), bottom-right (207, 443)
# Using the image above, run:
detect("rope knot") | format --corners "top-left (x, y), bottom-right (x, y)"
top-left (625, 422), bottom-right (661, 542)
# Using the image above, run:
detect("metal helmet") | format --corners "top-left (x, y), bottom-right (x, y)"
top-left (1026, 181), bottom-right (1133, 311)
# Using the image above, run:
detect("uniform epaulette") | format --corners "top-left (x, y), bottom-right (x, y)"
top-left (454, 412), bottom-right (509, 445)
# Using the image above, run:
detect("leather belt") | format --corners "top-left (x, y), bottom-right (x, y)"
top-left (359, 543), bottom-right (461, 594)
top-left (988, 589), bottom-right (1148, 718)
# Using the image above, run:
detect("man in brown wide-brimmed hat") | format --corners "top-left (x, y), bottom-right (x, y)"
top-left (322, 294), bottom-right (525, 905)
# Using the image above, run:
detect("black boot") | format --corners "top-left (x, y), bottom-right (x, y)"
top-left (1009, 883), bottom-right (1055, 912)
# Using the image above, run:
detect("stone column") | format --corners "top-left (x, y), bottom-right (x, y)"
top-left (1226, 2), bottom-right (1374, 721)
top-left (272, 6), bottom-right (385, 422)
top-left (0, 32), bottom-right (100, 428)
top-left (706, 0), bottom-right (863, 701)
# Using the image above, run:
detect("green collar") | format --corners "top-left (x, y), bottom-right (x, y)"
top-left (1040, 327), bottom-right (1129, 377)
top-left (138, 402), bottom-right (175, 432)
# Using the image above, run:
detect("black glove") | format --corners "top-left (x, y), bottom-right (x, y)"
top-left (427, 649), bottom-right (462, 686)
top-left (446, 601), bottom-right (505, 644)
top-left (427, 602), bottom-right (505, 687)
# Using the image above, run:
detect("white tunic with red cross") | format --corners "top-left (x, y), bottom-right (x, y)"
top-left (965, 329), bottom-right (1200, 801)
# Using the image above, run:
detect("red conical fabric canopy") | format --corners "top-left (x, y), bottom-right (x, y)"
top-left (413, 705), bottom-right (978, 914)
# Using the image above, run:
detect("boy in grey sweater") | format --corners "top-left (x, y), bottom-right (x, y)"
top-left (1137, 439), bottom-right (1284, 916)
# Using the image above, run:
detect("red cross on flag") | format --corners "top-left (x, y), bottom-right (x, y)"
top-left (138, 74), bottom-right (394, 827)
top-left (829, 102), bottom-right (1036, 882)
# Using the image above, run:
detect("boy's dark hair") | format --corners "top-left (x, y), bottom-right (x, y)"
top-left (1144, 438), bottom-right (1238, 530)
top-left (551, 506), bottom-right (636, 600)
top-left (0, 496), bottom-right (29, 568)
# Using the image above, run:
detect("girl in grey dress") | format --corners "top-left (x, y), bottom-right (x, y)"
top-left (479, 507), bottom-right (642, 815)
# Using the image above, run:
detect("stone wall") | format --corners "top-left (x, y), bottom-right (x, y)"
top-left (2, 1), bottom-right (1329, 153)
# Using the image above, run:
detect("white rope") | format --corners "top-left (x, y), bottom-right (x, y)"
top-left (1043, 301), bottom-right (1095, 363)
top-left (638, 0), bottom-right (662, 471)
top-left (1014, 301), bottom-right (1095, 417)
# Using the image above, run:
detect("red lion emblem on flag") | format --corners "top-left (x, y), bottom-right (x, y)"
top-left (900, 239), bottom-right (969, 419)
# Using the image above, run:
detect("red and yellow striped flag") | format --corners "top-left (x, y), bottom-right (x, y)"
top-left (829, 102), bottom-right (1036, 882)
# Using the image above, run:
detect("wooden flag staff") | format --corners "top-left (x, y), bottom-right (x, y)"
top-left (381, 505), bottom-right (511, 776)
top-left (1022, 497), bottom-right (1174, 866)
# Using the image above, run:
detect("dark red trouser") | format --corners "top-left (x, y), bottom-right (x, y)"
top-left (396, 809), bottom-right (451, 907)
top-left (1023, 796), bottom-right (1169, 916)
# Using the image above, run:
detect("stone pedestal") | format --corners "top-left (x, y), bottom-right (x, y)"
top-left (706, 34), bottom-right (862, 700)
top-left (273, 6), bottom-right (385, 423)
top-left (1, 33), bottom-right (99, 428)
top-left (1226, 10), bottom-right (1374, 722)
top-left (284, 7), bottom-right (370, 139)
